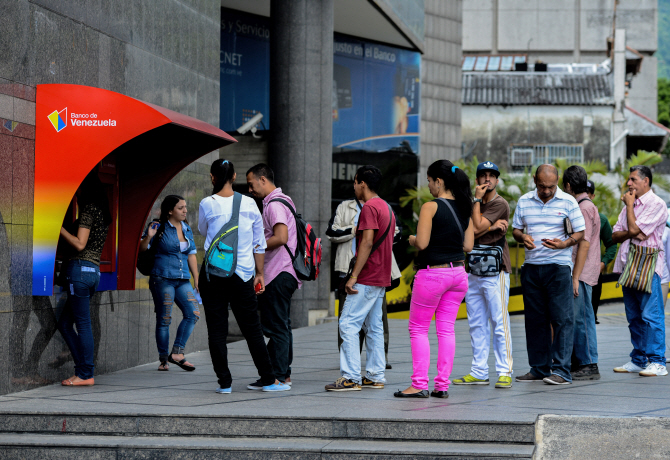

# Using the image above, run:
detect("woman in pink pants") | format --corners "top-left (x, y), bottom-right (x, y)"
top-left (394, 160), bottom-right (474, 399)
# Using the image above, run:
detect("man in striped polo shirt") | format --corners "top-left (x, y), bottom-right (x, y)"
top-left (612, 166), bottom-right (668, 377)
top-left (512, 164), bottom-right (585, 385)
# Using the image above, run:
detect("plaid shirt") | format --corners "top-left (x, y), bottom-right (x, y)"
top-left (612, 189), bottom-right (668, 278)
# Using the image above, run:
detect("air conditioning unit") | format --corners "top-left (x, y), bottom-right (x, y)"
top-left (510, 148), bottom-right (533, 167)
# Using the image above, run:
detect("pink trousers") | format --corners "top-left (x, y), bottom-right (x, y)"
top-left (409, 266), bottom-right (468, 391)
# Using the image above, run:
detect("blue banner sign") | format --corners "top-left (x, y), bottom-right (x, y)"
top-left (220, 8), bottom-right (270, 132)
top-left (332, 34), bottom-right (421, 153)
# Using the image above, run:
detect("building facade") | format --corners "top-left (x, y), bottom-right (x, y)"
top-left (463, 0), bottom-right (658, 119)
top-left (0, 1), bottom-right (463, 395)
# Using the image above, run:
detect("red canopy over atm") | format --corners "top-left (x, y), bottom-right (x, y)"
top-left (33, 84), bottom-right (237, 295)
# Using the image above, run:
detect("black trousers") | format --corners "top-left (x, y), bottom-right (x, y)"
top-left (258, 272), bottom-right (298, 381)
top-left (199, 270), bottom-right (275, 389)
top-left (337, 288), bottom-right (390, 363)
top-left (592, 274), bottom-right (603, 321)
top-left (521, 264), bottom-right (574, 381)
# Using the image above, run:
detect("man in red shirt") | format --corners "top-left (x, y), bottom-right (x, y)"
top-left (325, 166), bottom-right (395, 392)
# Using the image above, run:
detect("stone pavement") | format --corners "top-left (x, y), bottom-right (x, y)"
top-left (0, 301), bottom-right (668, 423)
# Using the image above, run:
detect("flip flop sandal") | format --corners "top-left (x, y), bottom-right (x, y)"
top-left (62, 378), bottom-right (95, 386)
top-left (157, 361), bottom-right (169, 371)
top-left (168, 355), bottom-right (195, 371)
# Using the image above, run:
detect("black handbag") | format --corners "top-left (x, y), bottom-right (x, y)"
top-left (137, 220), bottom-right (165, 276)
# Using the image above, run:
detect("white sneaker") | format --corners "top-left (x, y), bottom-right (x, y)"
top-left (639, 363), bottom-right (668, 377)
top-left (613, 361), bottom-right (645, 373)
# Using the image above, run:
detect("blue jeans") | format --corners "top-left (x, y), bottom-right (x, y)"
top-left (149, 276), bottom-right (200, 362)
top-left (57, 259), bottom-right (100, 380)
top-left (521, 264), bottom-right (574, 382)
top-left (572, 281), bottom-right (598, 366)
top-left (622, 273), bottom-right (666, 366)
top-left (339, 283), bottom-right (386, 384)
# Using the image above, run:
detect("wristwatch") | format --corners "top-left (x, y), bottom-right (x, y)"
top-left (473, 198), bottom-right (483, 203)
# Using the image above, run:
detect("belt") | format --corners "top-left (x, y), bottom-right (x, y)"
top-left (413, 261), bottom-right (465, 270)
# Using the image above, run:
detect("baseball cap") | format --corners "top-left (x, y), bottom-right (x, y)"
top-left (476, 161), bottom-right (500, 177)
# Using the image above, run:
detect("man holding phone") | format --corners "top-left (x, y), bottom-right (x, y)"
top-left (246, 164), bottom-right (301, 388)
top-left (512, 164), bottom-right (585, 385)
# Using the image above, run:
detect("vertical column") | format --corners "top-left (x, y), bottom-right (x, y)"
top-left (269, 0), bottom-right (334, 328)
top-left (611, 28), bottom-right (626, 170)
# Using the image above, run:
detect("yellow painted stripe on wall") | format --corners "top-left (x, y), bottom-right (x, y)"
top-left (341, 281), bottom-right (635, 320)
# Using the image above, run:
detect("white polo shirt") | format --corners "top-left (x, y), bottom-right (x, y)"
top-left (512, 187), bottom-right (585, 267)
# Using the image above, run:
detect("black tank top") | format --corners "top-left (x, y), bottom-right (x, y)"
top-left (416, 199), bottom-right (469, 266)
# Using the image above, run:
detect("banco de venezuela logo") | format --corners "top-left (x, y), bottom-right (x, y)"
top-left (47, 107), bottom-right (67, 132)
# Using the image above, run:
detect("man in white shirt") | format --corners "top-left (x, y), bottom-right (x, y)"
top-left (512, 164), bottom-right (585, 385)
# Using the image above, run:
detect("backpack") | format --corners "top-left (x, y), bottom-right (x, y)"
top-left (137, 220), bottom-right (166, 276)
top-left (204, 192), bottom-right (242, 281)
top-left (269, 198), bottom-right (322, 281)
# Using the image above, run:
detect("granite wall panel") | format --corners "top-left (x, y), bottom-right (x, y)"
top-left (420, 0), bottom-right (462, 178)
top-left (0, 0), bottom-right (253, 396)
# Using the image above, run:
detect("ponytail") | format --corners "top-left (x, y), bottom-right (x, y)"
top-left (426, 160), bottom-right (473, 219)
top-left (210, 159), bottom-right (235, 194)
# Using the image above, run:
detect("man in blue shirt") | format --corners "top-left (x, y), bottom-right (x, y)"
top-left (512, 164), bottom-right (585, 385)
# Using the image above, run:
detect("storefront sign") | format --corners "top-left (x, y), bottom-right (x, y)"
top-left (332, 34), bottom-right (421, 153)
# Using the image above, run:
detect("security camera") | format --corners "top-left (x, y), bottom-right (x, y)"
top-left (237, 112), bottom-right (264, 135)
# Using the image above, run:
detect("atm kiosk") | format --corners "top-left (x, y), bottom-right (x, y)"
top-left (33, 84), bottom-right (237, 296)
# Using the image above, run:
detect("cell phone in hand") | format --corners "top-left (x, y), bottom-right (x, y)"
top-left (151, 222), bottom-right (160, 230)
top-left (255, 283), bottom-right (262, 293)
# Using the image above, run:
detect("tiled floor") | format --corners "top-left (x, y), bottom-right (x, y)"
top-left (0, 301), bottom-right (668, 422)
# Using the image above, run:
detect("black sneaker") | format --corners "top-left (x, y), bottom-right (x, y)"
top-left (385, 363), bottom-right (393, 370)
top-left (543, 374), bottom-right (571, 385)
top-left (515, 372), bottom-right (543, 382)
top-left (247, 379), bottom-right (263, 390)
top-left (571, 364), bottom-right (601, 381)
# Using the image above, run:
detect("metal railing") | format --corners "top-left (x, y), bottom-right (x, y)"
top-left (508, 144), bottom-right (584, 168)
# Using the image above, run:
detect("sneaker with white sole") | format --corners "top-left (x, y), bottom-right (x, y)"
top-left (613, 361), bottom-right (645, 373)
top-left (247, 379), bottom-right (264, 390)
top-left (452, 373), bottom-right (489, 385)
top-left (263, 382), bottom-right (291, 392)
top-left (639, 362), bottom-right (668, 377)
top-left (543, 374), bottom-right (571, 385)
top-left (215, 387), bottom-right (231, 394)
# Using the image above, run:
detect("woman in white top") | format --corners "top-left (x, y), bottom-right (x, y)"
top-left (198, 159), bottom-right (289, 394)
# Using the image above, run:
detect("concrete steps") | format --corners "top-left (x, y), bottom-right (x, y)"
top-left (0, 434), bottom-right (534, 459)
top-left (0, 413), bottom-right (535, 459)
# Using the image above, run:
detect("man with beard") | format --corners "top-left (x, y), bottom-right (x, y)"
top-left (455, 161), bottom-right (514, 389)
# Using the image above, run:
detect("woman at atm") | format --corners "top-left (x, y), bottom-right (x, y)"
top-left (57, 169), bottom-right (112, 386)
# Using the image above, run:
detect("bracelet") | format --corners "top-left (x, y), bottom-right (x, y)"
top-left (569, 236), bottom-right (577, 245)
top-left (350, 276), bottom-right (357, 280)
top-left (488, 226), bottom-right (491, 232)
